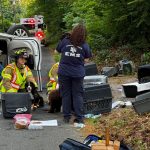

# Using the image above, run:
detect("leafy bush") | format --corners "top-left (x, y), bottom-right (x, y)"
top-left (141, 51), bottom-right (150, 65)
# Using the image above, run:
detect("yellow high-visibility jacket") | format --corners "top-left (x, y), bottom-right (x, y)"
top-left (47, 62), bottom-right (59, 92)
top-left (0, 62), bottom-right (37, 92)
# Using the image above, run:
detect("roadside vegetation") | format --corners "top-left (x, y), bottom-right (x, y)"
top-left (1, 0), bottom-right (150, 66)
top-left (82, 108), bottom-right (150, 150)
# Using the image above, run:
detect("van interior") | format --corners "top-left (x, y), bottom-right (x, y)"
top-left (0, 39), bottom-right (34, 69)
top-left (0, 39), bottom-right (8, 67)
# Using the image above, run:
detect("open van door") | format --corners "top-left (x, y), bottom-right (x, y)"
top-left (0, 33), bottom-right (42, 91)
top-left (8, 38), bottom-right (42, 91)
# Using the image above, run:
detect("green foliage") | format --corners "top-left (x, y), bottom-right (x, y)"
top-left (0, 0), bottom-right (25, 32)
top-left (141, 51), bottom-right (150, 65)
top-left (0, 19), bottom-right (11, 32)
top-left (54, 53), bottom-right (61, 63)
top-left (2, 0), bottom-right (149, 67)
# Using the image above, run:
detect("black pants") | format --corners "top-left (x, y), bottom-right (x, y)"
top-left (58, 75), bottom-right (84, 122)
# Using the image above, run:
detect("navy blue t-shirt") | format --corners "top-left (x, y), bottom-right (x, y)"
top-left (56, 38), bottom-right (92, 77)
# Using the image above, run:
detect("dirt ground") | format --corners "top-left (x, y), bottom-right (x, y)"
top-left (108, 75), bottom-right (137, 101)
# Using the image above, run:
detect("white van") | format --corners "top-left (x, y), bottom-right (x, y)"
top-left (0, 33), bottom-right (42, 91)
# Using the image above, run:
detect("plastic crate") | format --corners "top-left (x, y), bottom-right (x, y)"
top-left (83, 84), bottom-right (112, 115)
top-left (1, 92), bottom-right (33, 118)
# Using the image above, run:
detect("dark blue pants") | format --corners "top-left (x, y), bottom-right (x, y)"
top-left (58, 75), bottom-right (84, 122)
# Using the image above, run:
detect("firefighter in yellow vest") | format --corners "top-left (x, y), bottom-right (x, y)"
top-left (0, 49), bottom-right (37, 93)
top-left (46, 62), bottom-right (59, 93)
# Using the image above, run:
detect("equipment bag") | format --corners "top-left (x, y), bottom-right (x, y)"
top-left (1, 93), bottom-right (33, 118)
top-left (59, 138), bottom-right (91, 150)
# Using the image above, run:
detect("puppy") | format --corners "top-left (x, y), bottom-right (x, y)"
top-left (48, 89), bottom-right (62, 113)
top-left (25, 82), bottom-right (44, 110)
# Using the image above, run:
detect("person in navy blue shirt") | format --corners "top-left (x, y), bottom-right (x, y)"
top-left (56, 24), bottom-right (92, 124)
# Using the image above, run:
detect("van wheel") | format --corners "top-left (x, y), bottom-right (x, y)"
top-left (7, 25), bottom-right (30, 37)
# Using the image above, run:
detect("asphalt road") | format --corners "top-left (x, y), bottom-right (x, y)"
top-left (0, 47), bottom-right (83, 150)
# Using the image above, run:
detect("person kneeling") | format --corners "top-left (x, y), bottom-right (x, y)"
top-left (0, 47), bottom-right (44, 110)
top-left (47, 62), bottom-right (62, 113)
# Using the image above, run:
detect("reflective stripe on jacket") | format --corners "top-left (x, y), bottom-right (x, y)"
top-left (48, 62), bottom-right (59, 80)
top-left (47, 78), bottom-right (57, 92)
top-left (47, 62), bottom-right (59, 93)
top-left (0, 62), bottom-right (36, 92)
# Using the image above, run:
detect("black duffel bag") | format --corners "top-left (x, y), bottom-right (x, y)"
top-left (59, 138), bottom-right (90, 150)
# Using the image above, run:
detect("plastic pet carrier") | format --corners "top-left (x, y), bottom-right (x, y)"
top-left (132, 92), bottom-right (150, 114)
top-left (84, 75), bottom-right (108, 85)
top-left (1, 92), bottom-right (33, 118)
top-left (101, 67), bottom-right (118, 77)
top-left (83, 84), bottom-right (112, 114)
top-left (138, 64), bottom-right (150, 83)
top-left (84, 62), bottom-right (98, 76)
top-left (118, 59), bottom-right (133, 75)
top-left (122, 82), bottom-right (150, 98)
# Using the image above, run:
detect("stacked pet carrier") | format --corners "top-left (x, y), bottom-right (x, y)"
top-left (122, 64), bottom-right (150, 114)
top-left (83, 62), bottom-right (112, 115)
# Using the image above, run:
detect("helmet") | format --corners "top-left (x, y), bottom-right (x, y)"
top-left (8, 40), bottom-right (30, 51)
top-left (14, 49), bottom-right (29, 59)
top-left (8, 40), bottom-right (31, 59)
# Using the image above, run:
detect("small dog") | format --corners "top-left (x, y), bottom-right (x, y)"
top-left (25, 82), bottom-right (44, 110)
top-left (48, 89), bottom-right (62, 113)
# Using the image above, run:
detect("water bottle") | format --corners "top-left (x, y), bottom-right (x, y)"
top-left (74, 123), bottom-right (85, 128)
top-left (84, 114), bottom-right (94, 118)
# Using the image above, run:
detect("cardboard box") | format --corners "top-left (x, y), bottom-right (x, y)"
top-left (113, 140), bottom-right (120, 150)
top-left (91, 143), bottom-right (107, 150)
top-left (91, 140), bottom-right (120, 150)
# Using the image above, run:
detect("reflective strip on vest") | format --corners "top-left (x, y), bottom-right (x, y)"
top-left (3, 74), bottom-right (12, 80)
top-left (6, 64), bottom-right (14, 70)
top-left (11, 74), bottom-right (17, 83)
top-left (11, 83), bottom-right (20, 90)
top-left (50, 78), bottom-right (55, 83)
